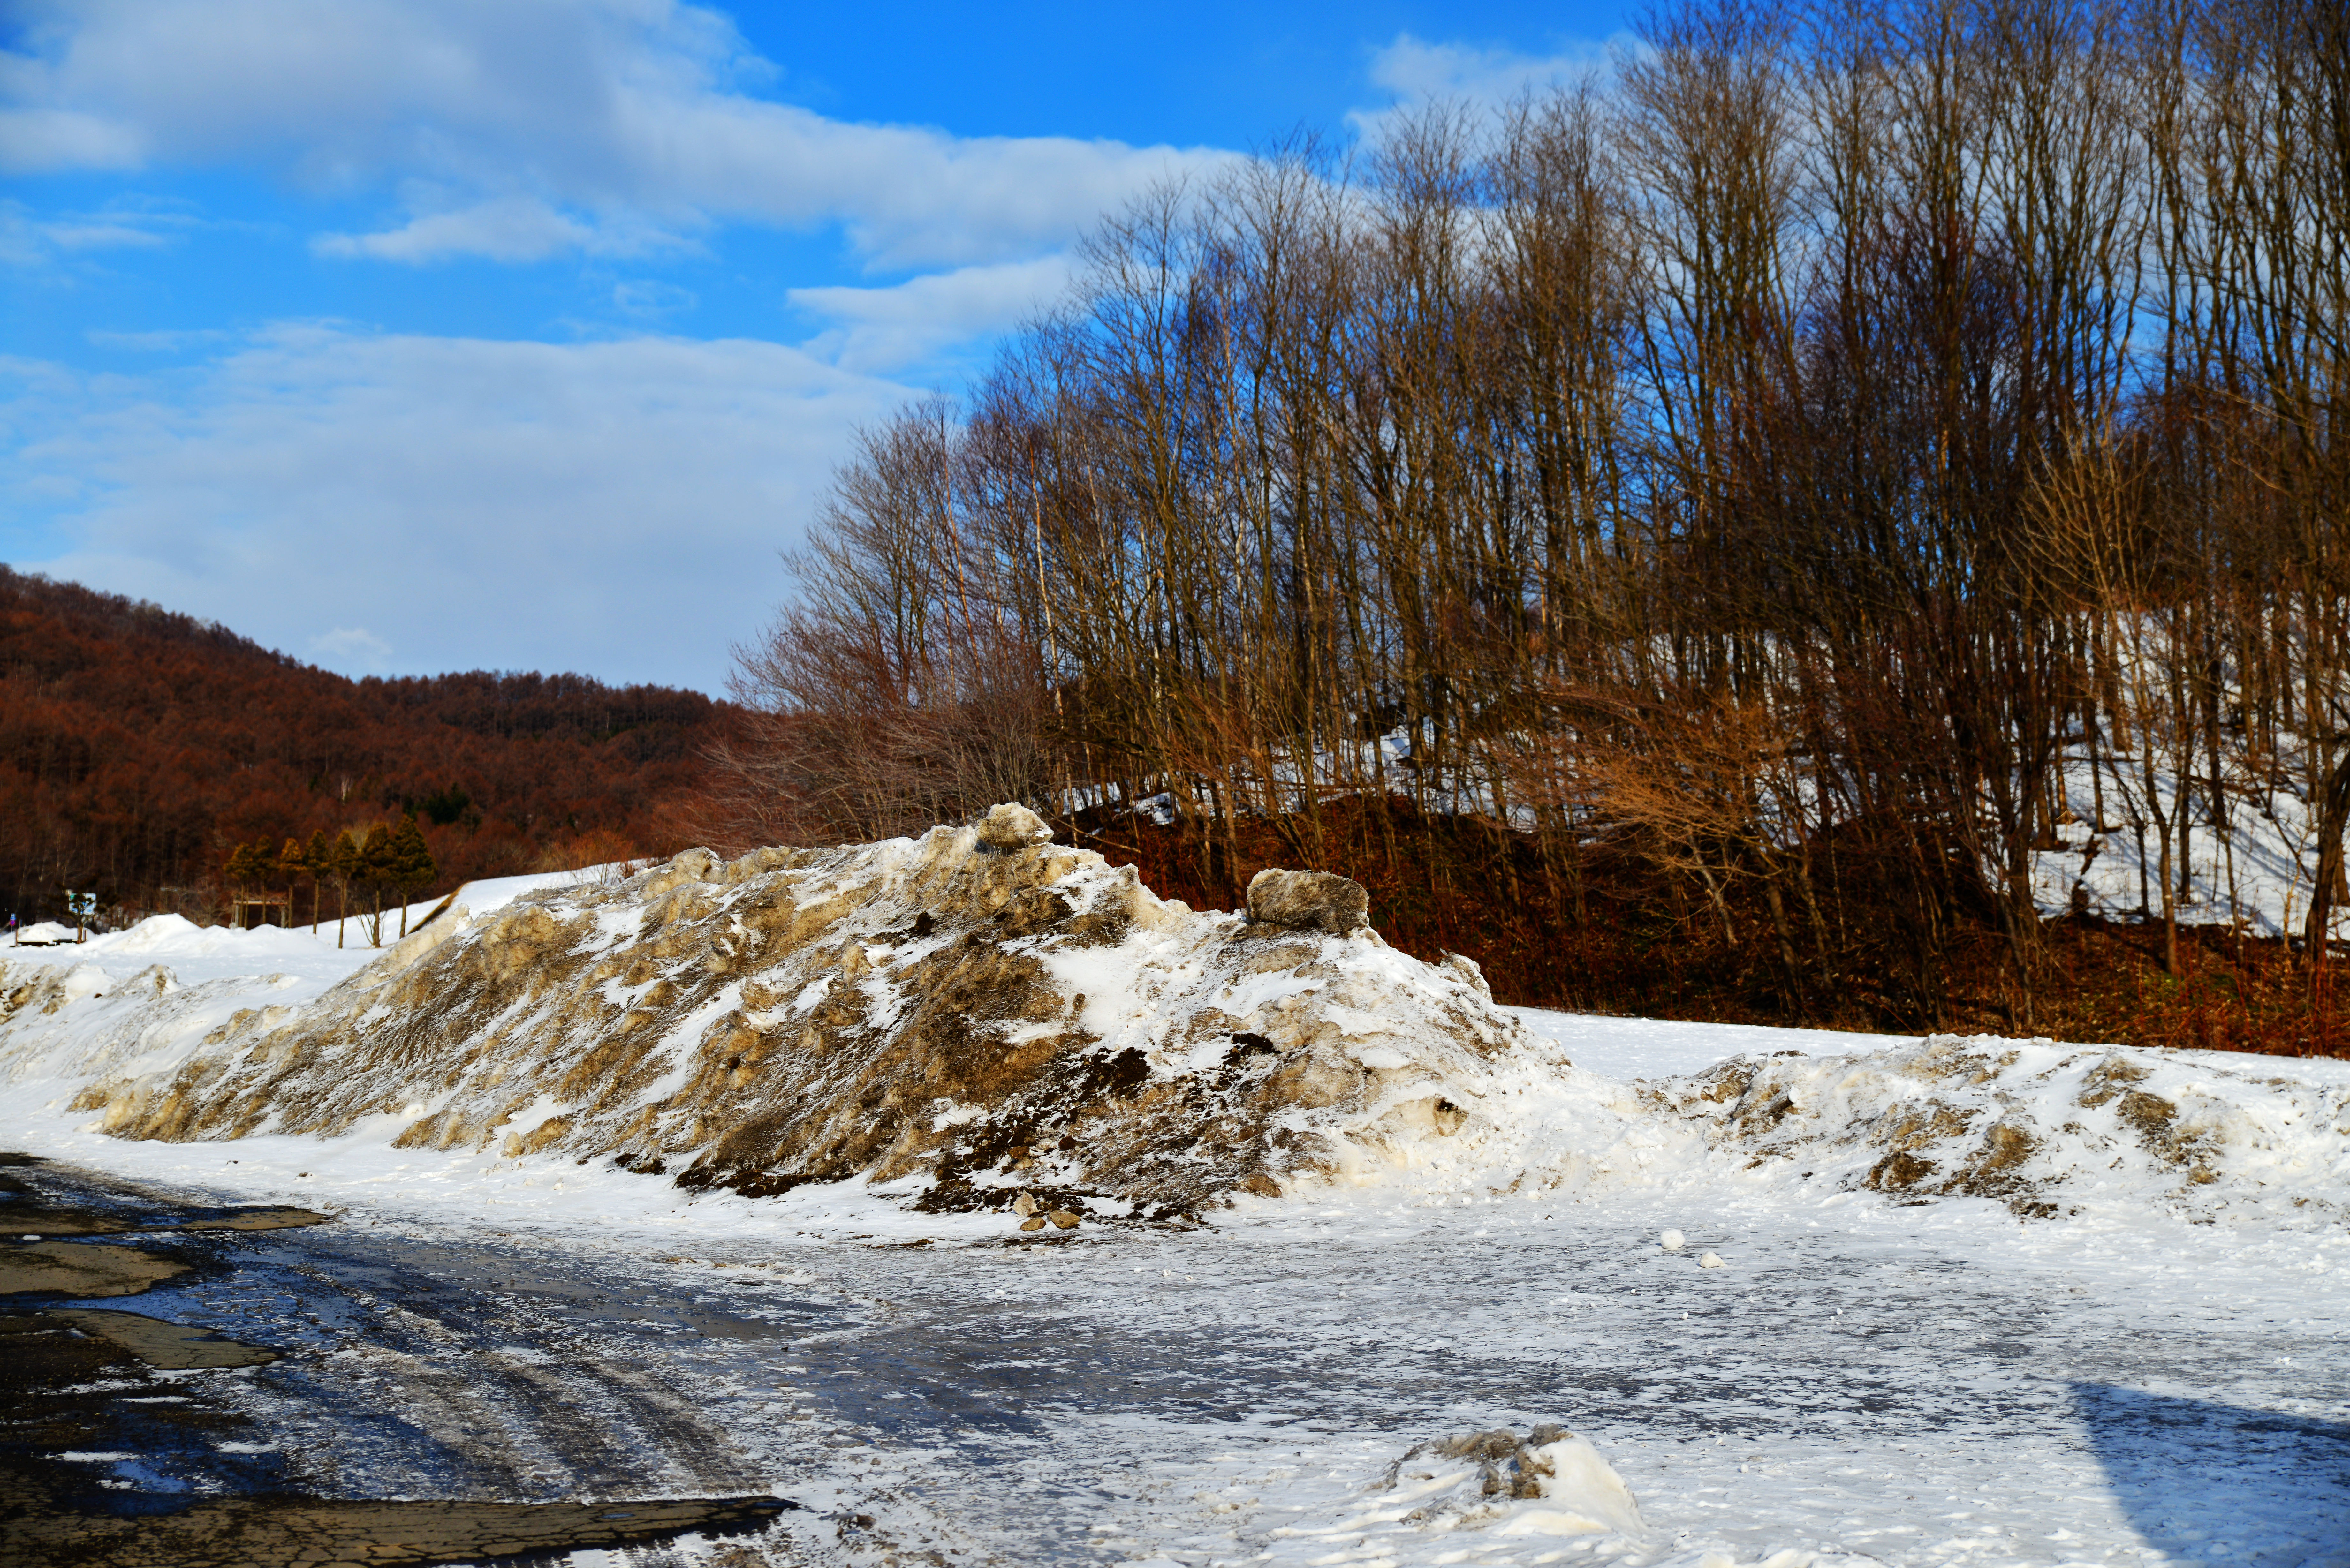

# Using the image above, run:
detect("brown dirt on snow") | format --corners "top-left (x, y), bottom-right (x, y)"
top-left (63, 813), bottom-right (1519, 1217)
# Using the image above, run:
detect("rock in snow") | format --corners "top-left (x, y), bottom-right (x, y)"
top-left (1657, 1228), bottom-right (1685, 1251)
top-left (1245, 868), bottom-right (1371, 935)
top-left (974, 802), bottom-right (1055, 851)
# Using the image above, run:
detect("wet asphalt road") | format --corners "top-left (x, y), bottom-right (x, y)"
top-left (0, 1155), bottom-right (804, 1566)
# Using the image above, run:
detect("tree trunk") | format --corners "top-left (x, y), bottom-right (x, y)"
top-left (2302, 747), bottom-right (2350, 1002)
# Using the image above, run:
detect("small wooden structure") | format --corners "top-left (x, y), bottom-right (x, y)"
top-left (231, 894), bottom-right (293, 931)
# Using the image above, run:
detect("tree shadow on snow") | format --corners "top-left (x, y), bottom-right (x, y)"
top-left (2070, 1382), bottom-right (2350, 1563)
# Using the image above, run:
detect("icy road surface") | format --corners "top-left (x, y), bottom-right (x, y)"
top-left (8, 1149), bottom-right (2344, 1568)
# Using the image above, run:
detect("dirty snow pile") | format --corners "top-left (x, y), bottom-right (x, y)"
top-left (3, 807), bottom-right (2348, 1230)
top-left (1641, 1033), bottom-right (2350, 1223)
top-left (4, 814), bottom-right (2350, 1567)
top-left (1231, 1013), bottom-right (2350, 1226)
top-left (0, 806), bottom-right (1523, 1219)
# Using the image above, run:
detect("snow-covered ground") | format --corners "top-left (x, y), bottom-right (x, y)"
top-left (3, 904), bottom-right (2346, 1567)
top-left (2026, 748), bottom-right (2331, 942)
top-left (9, 867), bottom-right (606, 984)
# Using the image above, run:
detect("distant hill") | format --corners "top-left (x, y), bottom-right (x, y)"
top-left (0, 566), bottom-right (727, 926)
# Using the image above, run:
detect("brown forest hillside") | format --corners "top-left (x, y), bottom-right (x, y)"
top-left (0, 567), bottom-right (723, 925)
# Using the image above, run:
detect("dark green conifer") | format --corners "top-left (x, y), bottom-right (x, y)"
top-left (360, 824), bottom-right (397, 946)
top-left (304, 829), bottom-right (333, 932)
top-left (390, 814), bottom-right (436, 937)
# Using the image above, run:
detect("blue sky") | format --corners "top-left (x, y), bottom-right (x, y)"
top-left (3, 0), bottom-right (1633, 692)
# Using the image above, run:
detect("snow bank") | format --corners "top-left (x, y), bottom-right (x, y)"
top-left (6, 810), bottom-right (1526, 1217)
top-left (1647, 1033), bottom-right (2350, 1222)
top-left (3, 868), bottom-right (613, 984)
top-left (3, 816), bottom-right (2346, 1228)
top-left (0, 959), bottom-right (279, 1094)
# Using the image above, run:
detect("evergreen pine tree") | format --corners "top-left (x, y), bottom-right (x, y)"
top-left (329, 830), bottom-right (361, 949)
top-left (223, 840), bottom-right (266, 925)
top-left (275, 837), bottom-right (307, 931)
top-left (360, 824), bottom-right (397, 946)
top-left (390, 814), bottom-right (435, 938)
top-left (304, 829), bottom-right (332, 933)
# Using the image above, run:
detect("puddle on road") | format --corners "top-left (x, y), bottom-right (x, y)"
top-left (0, 1153), bottom-right (802, 1567)
top-left (45, 1308), bottom-right (282, 1370)
top-left (1, 1152), bottom-right (332, 1238)
top-left (0, 1239), bottom-right (193, 1298)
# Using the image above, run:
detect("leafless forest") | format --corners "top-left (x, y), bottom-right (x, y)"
top-left (705, 0), bottom-right (2350, 1046)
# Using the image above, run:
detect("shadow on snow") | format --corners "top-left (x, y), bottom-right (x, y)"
top-left (2070, 1382), bottom-right (2350, 1563)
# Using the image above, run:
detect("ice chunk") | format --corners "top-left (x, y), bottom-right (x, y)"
top-left (1495, 1434), bottom-right (1647, 1537)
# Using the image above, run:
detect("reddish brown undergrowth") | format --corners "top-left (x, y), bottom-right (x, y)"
top-left (2021, 917), bottom-right (2350, 1059)
top-left (1071, 799), bottom-right (2350, 1061)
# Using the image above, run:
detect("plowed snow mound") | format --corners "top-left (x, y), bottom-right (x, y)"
top-left (26, 813), bottom-right (1527, 1217)
top-left (1653, 1034), bottom-right (2350, 1219)
top-left (8, 820), bottom-right (2346, 1226)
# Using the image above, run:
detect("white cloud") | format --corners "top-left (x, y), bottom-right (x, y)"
top-left (1349, 33), bottom-right (1629, 142)
top-left (3, 0), bottom-right (1226, 270)
top-left (311, 626), bottom-right (394, 666)
top-left (788, 255), bottom-right (1074, 375)
top-left (0, 106), bottom-right (143, 171)
top-left (1, 195), bottom-right (200, 268)
top-left (1, 325), bottom-right (915, 690)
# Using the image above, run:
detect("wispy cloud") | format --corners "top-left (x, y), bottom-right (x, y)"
top-left (3, 0), bottom-right (1228, 270)
top-left (310, 626), bottom-right (394, 667)
top-left (83, 327), bottom-right (233, 352)
top-left (313, 197), bottom-right (604, 264)
top-left (1, 195), bottom-right (202, 268)
top-left (1349, 32), bottom-right (1631, 142)
top-left (788, 255), bottom-right (1074, 375)
top-left (612, 279), bottom-right (698, 319)
top-left (1, 324), bottom-right (916, 690)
